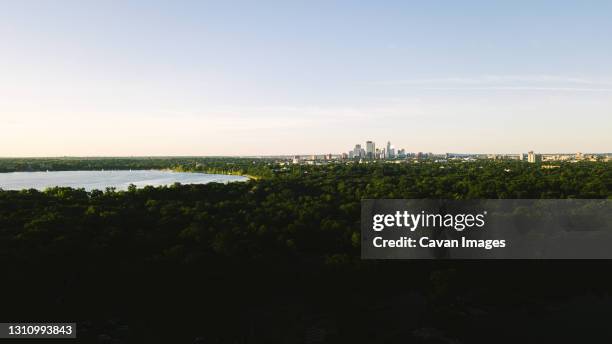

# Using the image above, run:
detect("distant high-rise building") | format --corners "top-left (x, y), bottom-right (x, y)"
top-left (352, 144), bottom-right (362, 159)
top-left (528, 151), bottom-right (535, 163)
top-left (386, 141), bottom-right (392, 159)
top-left (527, 151), bottom-right (540, 163)
top-left (366, 141), bottom-right (375, 159)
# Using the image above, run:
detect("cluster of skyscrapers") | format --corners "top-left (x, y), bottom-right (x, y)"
top-left (349, 141), bottom-right (406, 160)
top-left (289, 142), bottom-right (609, 164)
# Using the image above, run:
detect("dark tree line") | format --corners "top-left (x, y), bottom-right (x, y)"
top-left (0, 157), bottom-right (275, 178)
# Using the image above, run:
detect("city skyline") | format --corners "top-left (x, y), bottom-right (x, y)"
top-left (290, 141), bottom-right (609, 163)
top-left (1, 1), bottom-right (611, 156)
top-left (0, 137), bottom-right (610, 158)
top-left (338, 140), bottom-right (607, 161)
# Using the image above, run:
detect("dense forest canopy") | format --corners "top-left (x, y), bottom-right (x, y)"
top-left (0, 158), bottom-right (610, 342)
top-left (1, 159), bottom-right (609, 266)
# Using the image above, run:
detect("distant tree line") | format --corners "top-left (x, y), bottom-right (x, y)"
top-left (0, 157), bottom-right (275, 178)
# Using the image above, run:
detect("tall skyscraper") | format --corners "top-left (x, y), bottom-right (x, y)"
top-left (353, 144), bottom-right (362, 159)
top-left (527, 151), bottom-right (540, 163)
top-left (366, 141), bottom-right (375, 159)
top-left (386, 141), bottom-right (391, 159)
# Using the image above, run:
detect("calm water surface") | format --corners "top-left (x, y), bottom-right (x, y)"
top-left (0, 170), bottom-right (248, 191)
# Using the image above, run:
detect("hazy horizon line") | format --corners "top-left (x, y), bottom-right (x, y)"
top-left (1, 152), bottom-right (610, 159)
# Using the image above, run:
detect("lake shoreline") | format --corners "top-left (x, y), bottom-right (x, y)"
top-left (0, 170), bottom-right (249, 191)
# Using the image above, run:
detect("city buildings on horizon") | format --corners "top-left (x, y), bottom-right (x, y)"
top-left (288, 140), bottom-right (610, 165)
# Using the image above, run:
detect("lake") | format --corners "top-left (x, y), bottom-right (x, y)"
top-left (0, 170), bottom-right (249, 191)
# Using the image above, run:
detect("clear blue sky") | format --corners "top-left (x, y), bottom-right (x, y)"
top-left (1, 0), bottom-right (611, 156)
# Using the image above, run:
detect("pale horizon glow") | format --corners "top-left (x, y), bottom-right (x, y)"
top-left (1, 1), bottom-right (611, 156)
